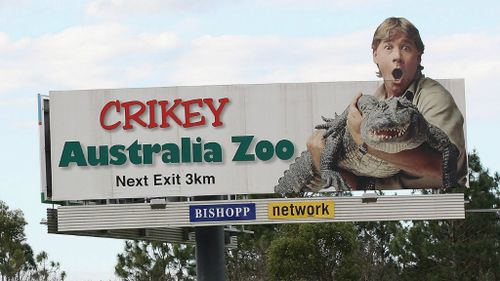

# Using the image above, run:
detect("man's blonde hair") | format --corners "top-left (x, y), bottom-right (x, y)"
top-left (372, 17), bottom-right (425, 75)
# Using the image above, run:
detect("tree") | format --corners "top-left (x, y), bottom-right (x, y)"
top-left (115, 241), bottom-right (195, 281)
top-left (226, 225), bottom-right (277, 281)
top-left (0, 201), bottom-right (34, 281)
top-left (390, 151), bottom-right (500, 281)
top-left (354, 221), bottom-right (401, 281)
top-left (266, 223), bottom-right (359, 281)
top-left (0, 201), bottom-right (66, 281)
top-left (28, 251), bottom-right (66, 281)
top-left (460, 151), bottom-right (500, 280)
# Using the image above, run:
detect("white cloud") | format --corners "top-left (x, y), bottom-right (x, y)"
top-left (84, 0), bottom-right (383, 18)
top-left (1, 27), bottom-right (371, 94)
top-left (255, 0), bottom-right (389, 10)
top-left (168, 30), bottom-right (374, 85)
top-left (424, 33), bottom-right (500, 121)
top-left (85, 0), bottom-right (225, 18)
top-left (0, 24), bottom-right (178, 93)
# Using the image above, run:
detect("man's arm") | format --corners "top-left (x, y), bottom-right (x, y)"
top-left (361, 142), bottom-right (442, 179)
top-left (307, 129), bottom-right (326, 172)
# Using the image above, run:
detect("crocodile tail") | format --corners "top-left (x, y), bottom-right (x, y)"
top-left (274, 151), bottom-right (321, 194)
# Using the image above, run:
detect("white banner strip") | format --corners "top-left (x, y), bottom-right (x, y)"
top-left (56, 194), bottom-right (465, 232)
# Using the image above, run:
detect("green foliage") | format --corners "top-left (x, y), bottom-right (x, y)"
top-left (266, 223), bottom-right (358, 281)
top-left (0, 201), bottom-right (65, 281)
top-left (0, 201), bottom-right (33, 280)
top-left (226, 225), bottom-right (277, 281)
top-left (29, 251), bottom-right (67, 281)
top-left (389, 150), bottom-right (500, 281)
top-left (354, 221), bottom-right (401, 280)
top-left (115, 241), bottom-right (195, 281)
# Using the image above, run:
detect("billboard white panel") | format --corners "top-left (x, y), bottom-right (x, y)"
top-left (48, 80), bottom-right (466, 200)
top-left (55, 194), bottom-right (465, 231)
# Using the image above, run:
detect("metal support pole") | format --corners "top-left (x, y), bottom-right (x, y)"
top-left (194, 196), bottom-right (226, 281)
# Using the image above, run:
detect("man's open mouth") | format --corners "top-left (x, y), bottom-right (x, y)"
top-left (392, 68), bottom-right (403, 80)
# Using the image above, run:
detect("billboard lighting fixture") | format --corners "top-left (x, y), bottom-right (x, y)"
top-left (361, 193), bottom-right (378, 203)
top-left (150, 198), bottom-right (167, 209)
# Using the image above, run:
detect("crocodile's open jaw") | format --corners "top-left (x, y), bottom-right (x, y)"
top-left (370, 125), bottom-right (408, 140)
top-left (392, 68), bottom-right (403, 80)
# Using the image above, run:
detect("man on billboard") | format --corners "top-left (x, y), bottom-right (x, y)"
top-left (305, 17), bottom-right (467, 190)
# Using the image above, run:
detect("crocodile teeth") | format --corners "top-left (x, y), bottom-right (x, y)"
top-left (370, 127), bottom-right (408, 140)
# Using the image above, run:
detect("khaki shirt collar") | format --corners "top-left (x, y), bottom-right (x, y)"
top-left (374, 72), bottom-right (423, 102)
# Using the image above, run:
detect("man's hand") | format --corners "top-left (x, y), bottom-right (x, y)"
top-left (307, 129), bottom-right (326, 171)
top-left (307, 130), bottom-right (360, 190)
top-left (347, 93), bottom-right (363, 146)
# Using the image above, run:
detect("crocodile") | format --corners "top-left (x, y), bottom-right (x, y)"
top-left (274, 94), bottom-right (459, 194)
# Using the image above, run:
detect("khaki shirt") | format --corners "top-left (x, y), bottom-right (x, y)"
top-left (373, 76), bottom-right (467, 189)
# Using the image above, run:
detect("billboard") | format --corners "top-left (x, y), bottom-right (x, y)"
top-left (41, 80), bottom-right (467, 200)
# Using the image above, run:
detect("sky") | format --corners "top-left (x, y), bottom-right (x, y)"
top-left (1, 0), bottom-right (500, 280)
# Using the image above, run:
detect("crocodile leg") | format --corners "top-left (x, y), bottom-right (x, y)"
top-left (427, 124), bottom-right (459, 188)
